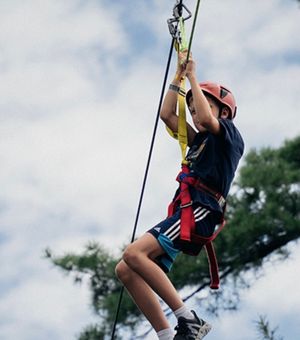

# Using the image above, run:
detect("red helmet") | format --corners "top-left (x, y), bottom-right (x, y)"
top-left (186, 81), bottom-right (237, 119)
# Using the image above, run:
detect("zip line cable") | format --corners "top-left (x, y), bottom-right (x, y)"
top-left (186, 0), bottom-right (201, 61)
top-left (110, 35), bottom-right (177, 340)
top-left (110, 0), bottom-right (202, 338)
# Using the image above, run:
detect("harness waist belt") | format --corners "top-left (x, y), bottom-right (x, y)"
top-left (191, 179), bottom-right (226, 209)
top-left (168, 164), bottom-right (226, 289)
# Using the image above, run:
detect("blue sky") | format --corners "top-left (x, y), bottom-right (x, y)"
top-left (0, 0), bottom-right (299, 339)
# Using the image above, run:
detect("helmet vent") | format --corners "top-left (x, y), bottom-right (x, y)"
top-left (220, 88), bottom-right (229, 99)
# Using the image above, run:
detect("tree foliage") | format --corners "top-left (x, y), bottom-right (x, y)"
top-left (46, 136), bottom-right (300, 339)
top-left (255, 315), bottom-right (283, 340)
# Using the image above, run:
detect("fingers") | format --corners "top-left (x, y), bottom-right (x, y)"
top-left (178, 51), bottom-right (193, 69)
top-left (179, 49), bottom-right (193, 60)
top-left (175, 49), bottom-right (195, 81)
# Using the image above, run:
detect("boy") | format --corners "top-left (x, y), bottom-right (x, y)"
top-left (115, 51), bottom-right (244, 340)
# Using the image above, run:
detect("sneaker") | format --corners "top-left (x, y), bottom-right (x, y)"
top-left (173, 310), bottom-right (212, 340)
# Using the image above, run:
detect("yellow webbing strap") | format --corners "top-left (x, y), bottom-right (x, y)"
top-left (166, 17), bottom-right (189, 165)
top-left (177, 78), bottom-right (188, 164)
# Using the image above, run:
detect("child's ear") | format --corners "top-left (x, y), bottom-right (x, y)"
top-left (220, 107), bottom-right (230, 119)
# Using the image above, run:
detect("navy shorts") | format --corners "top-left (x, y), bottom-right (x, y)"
top-left (147, 204), bottom-right (218, 273)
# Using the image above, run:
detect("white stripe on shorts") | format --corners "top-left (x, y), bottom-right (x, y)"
top-left (195, 209), bottom-right (210, 222)
top-left (164, 220), bottom-right (180, 239)
top-left (164, 206), bottom-right (210, 241)
top-left (164, 206), bottom-right (202, 239)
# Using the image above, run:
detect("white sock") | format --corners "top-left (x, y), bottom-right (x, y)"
top-left (157, 328), bottom-right (174, 340)
top-left (174, 305), bottom-right (194, 320)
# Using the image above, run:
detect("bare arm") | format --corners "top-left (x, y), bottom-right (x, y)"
top-left (160, 57), bottom-right (197, 146)
top-left (159, 76), bottom-right (180, 133)
top-left (185, 56), bottom-right (222, 135)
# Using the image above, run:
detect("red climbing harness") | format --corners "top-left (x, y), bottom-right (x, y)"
top-left (168, 164), bottom-right (226, 289)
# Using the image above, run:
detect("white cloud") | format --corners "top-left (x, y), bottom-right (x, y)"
top-left (0, 0), bottom-right (126, 60)
top-left (0, 269), bottom-right (96, 340)
top-left (0, 0), bottom-right (127, 120)
top-left (0, 0), bottom-right (299, 339)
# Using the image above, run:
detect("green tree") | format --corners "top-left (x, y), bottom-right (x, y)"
top-left (255, 315), bottom-right (283, 340)
top-left (46, 136), bottom-right (300, 339)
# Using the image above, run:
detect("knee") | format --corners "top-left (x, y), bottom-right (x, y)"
top-left (115, 260), bottom-right (132, 283)
top-left (122, 244), bottom-right (140, 269)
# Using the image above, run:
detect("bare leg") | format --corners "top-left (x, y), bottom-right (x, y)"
top-left (115, 260), bottom-right (170, 331)
top-left (117, 233), bottom-right (184, 318)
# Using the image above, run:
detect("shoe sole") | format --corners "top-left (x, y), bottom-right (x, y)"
top-left (196, 322), bottom-right (212, 339)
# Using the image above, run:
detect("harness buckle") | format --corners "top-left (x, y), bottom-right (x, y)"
top-left (218, 196), bottom-right (226, 209)
top-left (180, 200), bottom-right (193, 209)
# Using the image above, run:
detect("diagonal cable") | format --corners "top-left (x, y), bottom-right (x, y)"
top-left (110, 36), bottom-right (176, 339)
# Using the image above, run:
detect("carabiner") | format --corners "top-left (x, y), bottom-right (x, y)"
top-left (173, 0), bottom-right (192, 21)
top-left (167, 0), bottom-right (192, 39)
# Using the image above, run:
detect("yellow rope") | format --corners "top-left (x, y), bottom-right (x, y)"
top-left (166, 17), bottom-right (189, 165)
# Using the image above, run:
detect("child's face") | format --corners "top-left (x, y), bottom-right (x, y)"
top-left (188, 95), bottom-right (220, 132)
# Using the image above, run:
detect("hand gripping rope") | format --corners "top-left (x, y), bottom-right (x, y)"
top-left (110, 1), bottom-right (201, 338)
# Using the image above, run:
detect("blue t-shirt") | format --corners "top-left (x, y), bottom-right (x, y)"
top-left (183, 119), bottom-right (244, 215)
